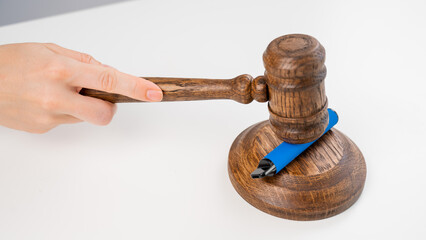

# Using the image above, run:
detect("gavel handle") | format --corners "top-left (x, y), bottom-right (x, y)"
top-left (79, 74), bottom-right (268, 104)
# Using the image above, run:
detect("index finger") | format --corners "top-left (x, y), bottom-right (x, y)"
top-left (69, 61), bottom-right (163, 102)
top-left (44, 43), bottom-right (102, 65)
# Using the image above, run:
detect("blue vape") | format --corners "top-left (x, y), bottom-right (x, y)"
top-left (251, 108), bottom-right (339, 178)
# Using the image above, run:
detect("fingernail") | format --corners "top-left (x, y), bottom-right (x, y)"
top-left (146, 90), bottom-right (163, 101)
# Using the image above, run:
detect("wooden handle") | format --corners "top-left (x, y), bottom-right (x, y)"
top-left (80, 74), bottom-right (268, 104)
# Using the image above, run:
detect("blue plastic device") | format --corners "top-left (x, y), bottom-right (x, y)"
top-left (264, 108), bottom-right (339, 173)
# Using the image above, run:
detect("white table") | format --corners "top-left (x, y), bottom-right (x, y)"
top-left (1, 1), bottom-right (425, 239)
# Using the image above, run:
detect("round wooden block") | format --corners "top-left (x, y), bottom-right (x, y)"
top-left (228, 121), bottom-right (366, 221)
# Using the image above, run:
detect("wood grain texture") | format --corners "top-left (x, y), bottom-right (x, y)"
top-left (228, 121), bottom-right (366, 220)
top-left (263, 34), bottom-right (328, 144)
top-left (80, 33), bottom-right (366, 221)
top-left (80, 74), bottom-right (268, 104)
top-left (80, 34), bottom-right (329, 144)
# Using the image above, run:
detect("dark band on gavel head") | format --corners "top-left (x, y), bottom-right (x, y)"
top-left (80, 34), bottom-right (328, 144)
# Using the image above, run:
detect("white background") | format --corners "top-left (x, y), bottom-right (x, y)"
top-left (0, 0), bottom-right (425, 239)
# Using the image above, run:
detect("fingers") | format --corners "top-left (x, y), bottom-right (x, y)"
top-left (24, 114), bottom-right (82, 134)
top-left (43, 43), bottom-right (163, 102)
top-left (60, 92), bottom-right (117, 125)
top-left (69, 62), bottom-right (163, 102)
top-left (44, 43), bottom-right (102, 65)
top-left (55, 114), bottom-right (83, 124)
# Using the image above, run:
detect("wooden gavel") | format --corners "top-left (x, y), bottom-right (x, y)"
top-left (81, 34), bottom-right (366, 221)
top-left (81, 34), bottom-right (328, 144)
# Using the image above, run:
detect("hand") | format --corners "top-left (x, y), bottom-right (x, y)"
top-left (0, 43), bottom-right (163, 133)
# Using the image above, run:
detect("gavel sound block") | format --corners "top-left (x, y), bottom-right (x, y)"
top-left (81, 34), bottom-right (366, 221)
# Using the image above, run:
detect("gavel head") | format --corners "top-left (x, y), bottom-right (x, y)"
top-left (263, 34), bottom-right (328, 144)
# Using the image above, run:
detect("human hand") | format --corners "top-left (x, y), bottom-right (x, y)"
top-left (0, 43), bottom-right (163, 133)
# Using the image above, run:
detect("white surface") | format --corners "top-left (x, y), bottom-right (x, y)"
top-left (0, 0), bottom-right (425, 239)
